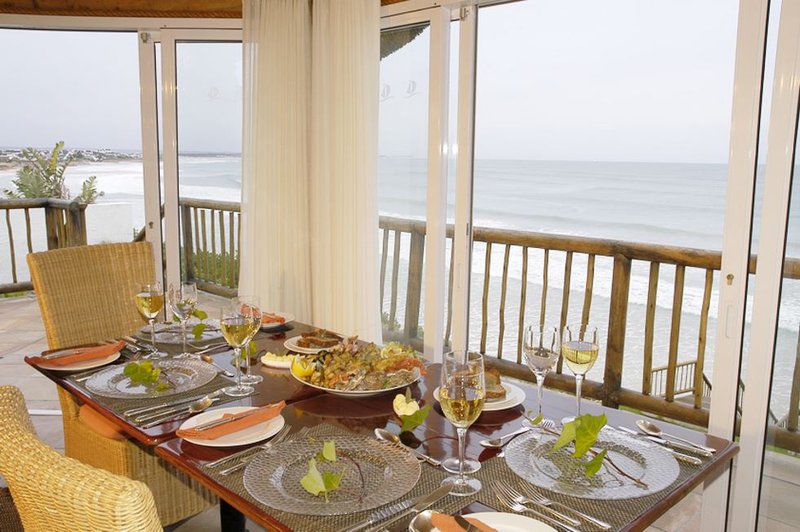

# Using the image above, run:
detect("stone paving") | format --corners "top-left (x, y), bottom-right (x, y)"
top-left (1, 293), bottom-right (797, 531)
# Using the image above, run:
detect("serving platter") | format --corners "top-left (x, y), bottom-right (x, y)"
top-left (289, 364), bottom-right (422, 398)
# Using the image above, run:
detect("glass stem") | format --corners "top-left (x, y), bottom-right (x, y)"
top-left (181, 319), bottom-right (187, 356)
top-left (456, 427), bottom-right (467, 484)
top-left (234, 347), bottom-right (242, 389)
top-left (536, 375), bottom-right (544, 416)
top-left (243, 348), bottom-right (250, 376)
top-left (149, 318), bottom-right (156, 353)
top-left (575, 374), bottom-right (584, 417)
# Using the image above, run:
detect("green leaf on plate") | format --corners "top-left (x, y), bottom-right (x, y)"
top-left (400, 404), bottom-right (431, 432)
top-left (584, 449), bottom-right (607, 477)
top-left (321, 440), bottom-right (336, 462)
top-left (192, 308), bottom-right (208, 320)
top-left (191, 323), bottom-right (207, 340)
top-left (573, 413), bottom-right (607, 458)
top-left (300, 459), bottom-right (325, 496)
top-left (551, 420), bottom-right (577, 452)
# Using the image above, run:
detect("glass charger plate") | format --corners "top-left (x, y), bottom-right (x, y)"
top-left (84, 359), bottom-right (218, 399)
top-left (138, 319), bottom-right (223, 344)
top-left (505, 427), bottom-right (680, 500)
top-left (243, 434), bottom-right (421, 515)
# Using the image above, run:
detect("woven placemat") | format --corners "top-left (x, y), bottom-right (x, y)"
top-left (205, 424), bottom-right (481, 532)
top-left (65, 372), bottom-right (237, 426)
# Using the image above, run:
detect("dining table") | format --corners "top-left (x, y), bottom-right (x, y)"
top-left (27, 321), bottom-right (738, 532)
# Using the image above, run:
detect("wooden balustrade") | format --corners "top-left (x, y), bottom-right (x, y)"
top-left (1, 198), bottom-right (87, 294)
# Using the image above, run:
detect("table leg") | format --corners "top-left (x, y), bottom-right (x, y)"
top-left (220, 500), bottom-right (246, 532)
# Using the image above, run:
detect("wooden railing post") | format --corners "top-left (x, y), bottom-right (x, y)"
top-left (180, 204), bottom-right (195, 282)
top-left (603, 254), bottom-right (631, 407)
top-left (404, 231), bottom-right (425, 340)
top-left (44, 204), bottom-right (59, 250)
top-left (65, 201), bottom-right (87, 246)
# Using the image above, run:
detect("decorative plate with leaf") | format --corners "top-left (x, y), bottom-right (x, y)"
top-left (84, 359), bottom-right (218, 399)
top-left (505, 427), bottom-right (680, 499)
top-left (243, 434), bottom-right (421, 515)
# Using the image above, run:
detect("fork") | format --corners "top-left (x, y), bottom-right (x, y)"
top-left (494, 482), bottom-right (581, 527)
top-left (492, 482), bottom-right (581, 532)
top-left (205, 424), bottom-right (292, 469)
top-left (517, 481), bottom-right (611, 530)
top-left (219, 426), bottom-right (311, 475)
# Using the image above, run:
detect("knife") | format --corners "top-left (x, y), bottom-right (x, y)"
top-left (453, 515), bottom-right (476, 532)
top-left (617, 426), bottom-right (703, 465)
top-left (362, 482), bottom-right (453, 532)
top-left (342, 496), bottom-right (419, 532)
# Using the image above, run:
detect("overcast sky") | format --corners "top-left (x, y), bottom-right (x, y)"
top-left (1, 0), bottom-right (745, 162)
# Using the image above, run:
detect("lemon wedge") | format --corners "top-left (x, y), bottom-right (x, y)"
top-left (291, 356), bottom-right (315, 378)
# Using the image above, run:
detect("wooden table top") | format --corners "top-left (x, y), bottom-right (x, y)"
top-left (28, 325), bottom-right (738, 531)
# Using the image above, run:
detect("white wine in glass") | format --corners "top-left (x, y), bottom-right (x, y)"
top-left (168, 282), bottom-right (198, 358)
top-left (220, 297), bottom-right (262, 397)
top-left (562, 323), bottom-right (599, 418)
top-left (440, 351), bottom-right (485, 497)
top-left (136, 283), bottom-right (164, 356)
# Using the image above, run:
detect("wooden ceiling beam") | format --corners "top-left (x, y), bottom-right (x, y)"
top-left (0, 0), bottom-right (407, 18)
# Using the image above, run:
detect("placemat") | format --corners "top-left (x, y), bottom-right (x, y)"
top-left (204, 424), bottom-right (481, 532)
top-left (207, 423), bottom-right (708, 531)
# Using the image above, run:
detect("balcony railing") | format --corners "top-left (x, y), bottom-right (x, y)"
top-left (5, 196), bottom-right (800, 452)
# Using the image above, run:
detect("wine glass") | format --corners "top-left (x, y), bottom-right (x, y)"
top-left (561, 323), bottom-right (600, 419)
top-left (439, 350), bottom-right (485, 497)
top-left (523, 324), bottom-right (560, 417)
top-left (220, 296), bottom-right (262, 397)
top-left (135, 282), bottom-right (164, 357)
top-left (239, 296), bottom-right (263, 385)
top-left (168, 282), bottom-right (198, 359)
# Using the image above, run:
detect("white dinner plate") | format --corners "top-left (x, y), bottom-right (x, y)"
top-left (260, 311), bottom-right (295, 331)
top-left (178, 406), bottom-right (285, 448)
top-left (459, 512), bottom-right (555, 532)
top-left (37, 348), bottom-right (121, 372)
top-left (284, 335), bottom-right (338, 355)
top-left (433, 382), bottom-right (526, 411)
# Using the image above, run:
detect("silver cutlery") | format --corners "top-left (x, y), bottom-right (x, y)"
top-left (362, 482), bottom-right (453, 532)
top-left (218, 426), bottom-right (309, 475)
top-left (494, 483), bottom-right (581, 527)
top-left (636, 419), bottom-right (716, 454)
top-left (342, 493), bottom-right (423, 532)
top-left (139, 395), bottom-right (221, 429)
top-left (133, 390), bottom-right (225, 423)
top-left (516, 481), bottom-right (612, 530)
top-left (373, 428), bottom-right (441, 467)
top-left (479, 426), bottom-right (531, 448)
top-left (616, 426), bottom-right (702, 466)
top-left (192, 343), bottom-right (229, 356)
top-left (618, 426), bottom-right (711, 457)
top-left (123, 390), bottom-right (224, 417)
top-left (206, 424), bottom-right (292, 469)
top-left (200, 354), bottom-right (234, 377)
top-left (453, 515), bottom-right (476, 532)
top-left (492, 481), bottom-right (581, 532)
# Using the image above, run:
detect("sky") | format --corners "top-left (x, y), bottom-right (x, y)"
top-left (1, 0), bottom-right (741, 162)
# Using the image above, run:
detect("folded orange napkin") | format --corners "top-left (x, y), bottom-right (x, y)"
top-left (262, 313), bottom-right (286, 325)
top-left (176, 401), bottom-right (286, 441)
top-left (430, 513), bottom-right (497, 532)
top-left (30, 340), bottom-right (125, 367)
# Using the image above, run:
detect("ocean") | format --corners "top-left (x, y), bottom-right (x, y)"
top-left (1, 154), bottom-right (797, 417)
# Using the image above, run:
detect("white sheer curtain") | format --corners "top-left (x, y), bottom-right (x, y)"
top-left (239, 0), bottom-right (312, 321)
top-left (240, 0), bottom-right (381, 342)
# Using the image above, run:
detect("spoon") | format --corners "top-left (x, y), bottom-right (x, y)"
top-left (636, 419), bottom-right (716, 454)
top-left (374, 428), bottom-right (442, 467)
top-left (408, 510), bottom-right (436, 532)
top-left (136, 392), bottom-right (221, 424)
top-left (480, 426), bottom-right (531, 448)
top-left (139, 395), bottom-right (221, 428)
top-left (201, 354), bottom-right (235, 378)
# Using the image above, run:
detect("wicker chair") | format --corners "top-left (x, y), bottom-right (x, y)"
top-left (26, 242), bottom-right (216, 526)
top-left (0, 385), bottom-right (162, 531)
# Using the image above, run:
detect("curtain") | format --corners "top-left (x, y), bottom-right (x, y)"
top-left (239, 0), bottom-right (313, 321)
top-left (240, 0), bottom-right (381, 342)
top-left (309, 0), bottom-right (382, 342)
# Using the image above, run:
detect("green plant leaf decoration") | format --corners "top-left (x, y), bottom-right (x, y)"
top-left (300, 459), bottom-right (326, 496)
top-left (584, 449), bottom-right (607, 476)
top-left (400, 404), bottom-right (431, 432)
top-left (123, 361), bottom-right (170, 391)
top-left (191, 323), bottom-right (207, 340)
top-left (549, 413), bottom-right (608, 478)
top-left (301, 441), bottom-right (344, 502)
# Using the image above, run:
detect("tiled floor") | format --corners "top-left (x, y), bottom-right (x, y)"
top-left (1, 293), bottom-right (797, 531)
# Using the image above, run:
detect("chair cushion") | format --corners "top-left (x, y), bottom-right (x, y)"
top-left (78, 405), bottom-right (127, 440)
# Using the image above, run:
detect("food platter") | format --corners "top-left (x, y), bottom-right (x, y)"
top-left (290, 365), bottom-right (422, 398)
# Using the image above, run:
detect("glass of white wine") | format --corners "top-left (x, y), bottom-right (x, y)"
top-left (523, 324), bottom-right (560, 417)
top-left (220, 296), bottom-right (262, 397)
top-left (135, 282), bottom-right (164, 357)
top-left (440, 350), bottom-right (485, 497)
top-left (168, 282), bottom-right (198, 358)
top-left (562, 323), bottom-right (600, 419)
top-left (238, 295), bottom-right (263, 386)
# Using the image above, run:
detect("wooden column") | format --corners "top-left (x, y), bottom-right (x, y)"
top-left (603, 254), bottom-right (631, 407)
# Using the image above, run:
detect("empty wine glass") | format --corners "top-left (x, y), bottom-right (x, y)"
top-left (440, 350), bottom-right (485, 496)
top-left (562, 323), bottom-right (600, 419)
top-left (135, 282), bottom-right (164, 357)
top-left (168, 282), bottom-right (198, 358)
top-left (220, 296), bottom-right (262, 397)
top-left (523, 324), bottom-right (560, 417)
